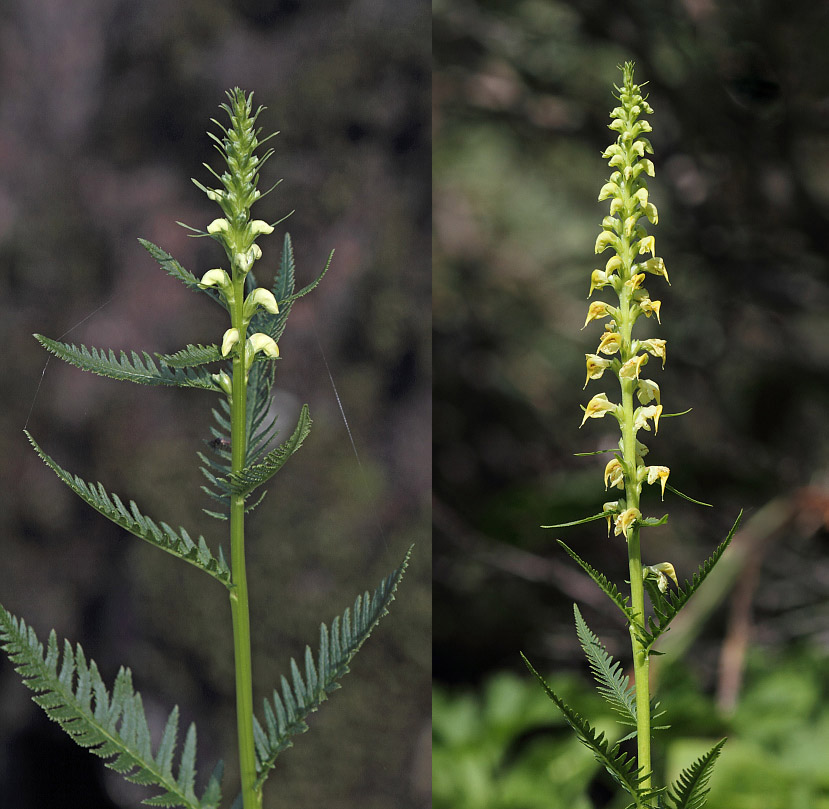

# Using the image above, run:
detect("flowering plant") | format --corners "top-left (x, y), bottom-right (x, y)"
top-left (0, 89), bottom-right (409, 809)
top-left (522, 63), bottom-right (741, 808)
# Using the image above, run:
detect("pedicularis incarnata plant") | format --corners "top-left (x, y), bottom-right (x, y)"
top-left (0, 89), bottom-right (410, 809)
top-left (521, 64), bottom-right (741, 808)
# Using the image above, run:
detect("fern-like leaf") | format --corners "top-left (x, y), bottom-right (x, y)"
top-left (228, 404), bottom-right (312, 497)
top-left (0, 605), bottom-right (222, 808)
top-left (26, 432), bottom-right (231, 587)
top-left (35, 336), bottom-right (219, 391)
top-left (639, 513), bottom-right (742, 650)
top-left (557, 541), bottom-right (639, 627)
top-left (573, 605), bottom-right (637, 727)
top-left (522, 654), bottom-right (661, 804)
top-left (138, 239), bottom-right (227, 312)
top-left (666, 739), bottom-right (726, 809)
top-left (158, 344), bottom-right (223, 369)
top-left (252, 546), bottom-right (411, 790)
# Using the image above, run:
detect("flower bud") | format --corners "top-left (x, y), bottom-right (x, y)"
top-left (211, 370), bottom-right (232, 397)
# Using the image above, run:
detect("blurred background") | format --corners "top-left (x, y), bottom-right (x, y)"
top-left (0, 1), bottom-right (430, 808)
top-left (434, 1), bottom-right (829, 807)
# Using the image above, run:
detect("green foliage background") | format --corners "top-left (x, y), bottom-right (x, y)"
top-left (434, 0), bottom-right (829, 804)
top-left (0, 2), bottom-right (430, 808)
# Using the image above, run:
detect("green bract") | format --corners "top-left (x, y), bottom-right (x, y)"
top-left (526, 63), bottom-right (741, 809)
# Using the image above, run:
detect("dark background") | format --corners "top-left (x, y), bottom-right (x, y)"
top-left (0, 1), bottom-right (430, 808)
top-left (434, 0), bottom-right (829, 709)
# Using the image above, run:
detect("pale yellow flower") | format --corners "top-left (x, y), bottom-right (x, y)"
top-left (221, 328), bottom-right (240, 357)
top-left (636, 378), bottom-right (660, 406)
top-left (584, 354), bottom-right (611, 388)
top-left (207, 218), bottom-right (230, 234)
top-left (614, 507), bottom-right (641, 539)
top-left (643, 562), bottom-right (678, 593)
top-left (646, 465), bottom-right (670, 499)
top-left (583, 301), bottom-right (614, 328)
top-left (580, 393), bottom-right (617, 427)
top-left (603, 458), bottom-right (625, 490)
top-left (619, 353), bottom-right (649, 380)
top-left (640, 256), bottom-right (669, 285)
top-left (639, 338), bottom-right (667, 367)
top-left (637, 235), bottom-right (656, 256)
top-left (634, 404), bottom-right (662, 434)
top-left (597, 331), bottom-right (623, 355)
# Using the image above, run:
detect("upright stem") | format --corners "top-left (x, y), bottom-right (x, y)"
top-left (229, 281), bottom-right (261, 809)
top-left (627, 525), bottom-right (652, 791)
top-left (619, 240), bottom-right (652, 790)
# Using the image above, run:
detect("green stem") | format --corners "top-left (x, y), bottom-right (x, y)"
top-left (229, 280), bottom-right (261, 809)
top-left (619, 225), bottom-right (652, 794)
top-left (627, 524), bottom-right (651, 793)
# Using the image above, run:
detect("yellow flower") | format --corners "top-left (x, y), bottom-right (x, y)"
top-left (638, 297), bottom-right (662, 323)
top-left (643, 562), bottom-right (678, 593)
top-left (248, 332), bottom-right (280, 359)
top-left (580, 393), bottom-right (617, 427)
top-left (198, 269), bottom-right (231, 289)
top-left (636, 378), bottom-right (660, 406)
top-left (248, 220), bottom-right (274, 236)
top-left (584, 354), bottom-right (611, 388)
top-left (594, 231), bottom-right (618, 254)
top-left (207, 218), bottom-right (230, 234)
top-left (619, 353), bottom-right (649, 380)
top-left (639, 256), bottom-right (670, 285)
top-left (597, 331), bottom-right (623, 355)
top-left (604, 255), bottom-right (623, 276)
top-left (634, 404), bottom-right (662, 434)
top-left (221, 328), bottom-right (240, 357)
top-left (633, 187), bottom-right (649, 208)
top-left (640, 338), bottom-right (667, 367)
top-left (245, 288), bottom-right (279, 316)
top-left (589, 270), bottom-right (608, 296)
top-left (627, 273), bottom-right (646, 291)
top-left (603, 458), bottom-right (625, 490)
top-left (583, 301), bottom-right (614, 328)
top-left (614, 507), bottom-right (641, 539)
top-left (637, 235), bottom-right (656, 256)
top-left (646, 465), bottom-right (670, 499)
